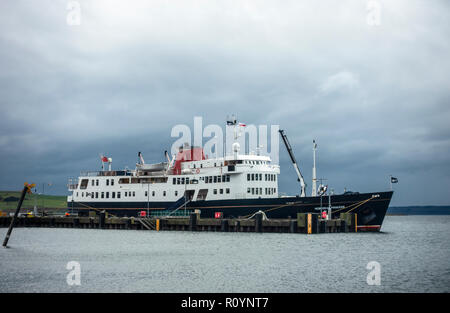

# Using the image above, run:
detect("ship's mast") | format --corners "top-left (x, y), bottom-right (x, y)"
top-left (227, 114), bottom-right (243, 160)
top-left (312, 140), bottom-right (317, 197)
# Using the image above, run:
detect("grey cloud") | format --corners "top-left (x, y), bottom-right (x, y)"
top-left (0, 0), bottom-right (449, 205)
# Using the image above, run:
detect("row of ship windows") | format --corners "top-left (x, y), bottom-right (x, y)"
top-left (76, 188), bottom-right (233, 199)
top-left (77, 191), bottom-right (134, 199)
top-left (247, 187), bottom-right (276, 195)
top-left (89, 179), bottom-right (114, 186)
top-left (173, 175), bottom-right (231, 185)
top-left (83, 173), bottom-right (273, 188)
top-left (247, 173), bottom-right (276, 181)
top-left (192, 160), bottom-right (268, 168)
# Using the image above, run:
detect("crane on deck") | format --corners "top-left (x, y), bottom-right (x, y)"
top-left (279, 129), bottom-right (307, 197)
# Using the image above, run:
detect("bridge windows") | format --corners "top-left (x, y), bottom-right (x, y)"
top-left (80, 179), bottom-right (89, 189)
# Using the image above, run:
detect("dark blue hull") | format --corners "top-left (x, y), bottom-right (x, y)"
top-left (69, 191), bottom-right (393, 230)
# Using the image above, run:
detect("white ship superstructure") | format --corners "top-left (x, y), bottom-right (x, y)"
top-left (68, 120), bottom-right (280, 208)
top-left (68, 153), bottom-right (279, 205)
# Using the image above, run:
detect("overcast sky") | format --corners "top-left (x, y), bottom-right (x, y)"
top-left (0, 0), bottom-right (449, 205)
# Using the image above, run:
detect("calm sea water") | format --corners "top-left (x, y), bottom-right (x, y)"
top-left (0, 216), bottom-right (449, 293)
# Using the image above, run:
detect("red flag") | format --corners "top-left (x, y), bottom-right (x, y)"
top-left (101, 156), bottom-right (108, 162)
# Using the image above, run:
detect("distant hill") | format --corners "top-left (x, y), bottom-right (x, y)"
top-left (0, 191), bottom-right (67, 210)
top-left (388, 206), bottom-right (450, 215)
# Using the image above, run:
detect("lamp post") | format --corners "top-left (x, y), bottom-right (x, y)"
top-left (184, 180), bottom-right (187, 217)
top-left (328, 188), bottom-right (334, 220)
top-left (147, 183), bottom-right (150, 217)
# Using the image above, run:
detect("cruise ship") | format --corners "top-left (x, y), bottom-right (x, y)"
top-left (67, 118), bottom-right (393, 231)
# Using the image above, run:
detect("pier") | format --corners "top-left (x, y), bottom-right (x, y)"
top-left (0, 212), bottom-right (361, 234)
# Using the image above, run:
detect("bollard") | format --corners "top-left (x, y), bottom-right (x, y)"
top-left (99, 211), bottom-right (105, 229)
top-left (221, 219), bottom-right (229, 232)
top-left (189, 213), bottom-right (197, 231)
top-left (255, 213), bottom-right (262, 233)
